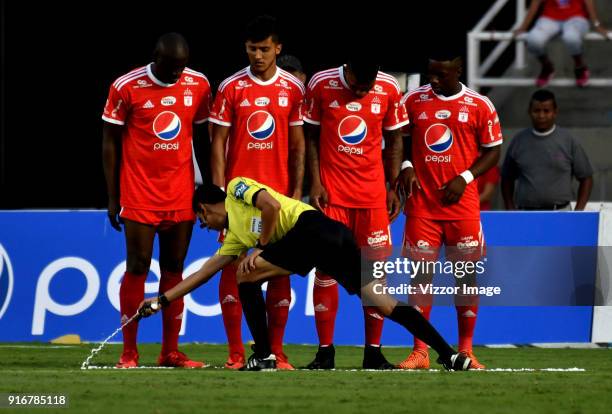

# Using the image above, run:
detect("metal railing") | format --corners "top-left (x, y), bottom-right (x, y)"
top-left (467, 0), bottom-right (612, 92)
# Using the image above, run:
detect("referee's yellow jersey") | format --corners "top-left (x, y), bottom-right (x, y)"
top-left (217, 177), bottom-right (315, 256)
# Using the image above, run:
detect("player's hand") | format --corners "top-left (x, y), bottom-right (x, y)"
top-left (310, 182), bottom-right (329, 211)
top-left (440, 176), bottom-right (467, 205)
top-left (395, 167), bottom-right (421, 199)
top-left (137, 298), bottom-right (161, 319)
top-left (387, 189), bottom-right (401, 222)
top-left (239, 248), bottom-right (263, 275)
top-left (107, 198), bottom-right (123, 232)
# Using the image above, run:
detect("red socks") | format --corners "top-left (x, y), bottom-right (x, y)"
top-left (220, 265), bottom-right (292, 358)
top-left (457, 305), bottom-right (478, 352)
top-left (313, 273), bottom-right (384, 346)
top-left (412, 305), bottom-right (432, 351)
top-left (119, 272), bottom-right (147, 354)
top-left (363, 306), bottom-right (384, 346)
top-left (159, 270), bottom-right (184, 355)
top-left (266, 276), bottom-right (291, 357)
top-left (313, 273), bottom-right (338, 346)
top-left (219, 264), bottom-right (245, 359)
top-left (410, 304), bottom-right (479, 352)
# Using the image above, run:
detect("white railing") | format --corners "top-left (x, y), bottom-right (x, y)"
top-left (468, 0), bottom-right (612, 92)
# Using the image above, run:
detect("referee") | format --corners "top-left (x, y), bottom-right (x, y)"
top-left (138, 177), bottom-right (472, 371)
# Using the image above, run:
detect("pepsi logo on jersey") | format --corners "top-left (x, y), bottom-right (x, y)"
top-left (152, 111), bottom-right (181, 151)
top-left (337, 115), bottom-right (366, 155)
top-left (424, 123), bottom-right (453, 163)
top-left (247, 111), bottom-right (275, 150)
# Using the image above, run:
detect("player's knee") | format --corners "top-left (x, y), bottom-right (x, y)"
top-left (375, 304), bottom-right (394, 317)
top-left (126, 253), bottom-right (152, 274)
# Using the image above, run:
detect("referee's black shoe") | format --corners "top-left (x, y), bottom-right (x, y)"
top-left (240, 352), bottom-right (277, 371)
top-left (362, 345), bottom-right (395, 370)
top-left (437, 353), bottom-right (472, 371)
top-left (305, 344), bottom-right (335, 370)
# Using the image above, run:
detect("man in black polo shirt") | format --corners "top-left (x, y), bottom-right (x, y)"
top-left (501, 90), bottom-right (593, 211)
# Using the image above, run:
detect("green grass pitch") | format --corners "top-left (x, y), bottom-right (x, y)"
top-left (1, 343), bottom-right (611, 413)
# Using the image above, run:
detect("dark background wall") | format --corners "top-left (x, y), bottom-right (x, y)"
top-left (0, 1), bottom-right (506, 208)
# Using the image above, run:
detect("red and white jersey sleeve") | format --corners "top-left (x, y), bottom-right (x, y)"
top-left (101, 64), bottom-right (212, 211)
top-left (102, 68), bottom-right (141, 125)
top-left (304, 80), bottom-right (322, 125)
top-left (209, 76), bottom-right (236, 127)
top-left (402, 83), bottom-right (502, 220)
top-left (476, 98), bottom-right (502, 147)
top-left (382, 79), bottom-right (409, 130)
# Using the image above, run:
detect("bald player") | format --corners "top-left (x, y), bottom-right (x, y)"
top-left (102, 32), bottom-right (212, 368)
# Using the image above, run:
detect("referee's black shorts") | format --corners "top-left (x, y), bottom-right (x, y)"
top-left (259, 210), bottom-right (363, 295)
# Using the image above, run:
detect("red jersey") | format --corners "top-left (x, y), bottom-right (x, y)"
top-left (304, 66), bottom-right (408, 208)
top-left (402, 83), bottom-right (502, 220)
top-left (102, 64), bottom-right (211, 210)
top-left (209, 66), bottom-right (304, 196)
top-left (542, 0), bottom-right (588, 20)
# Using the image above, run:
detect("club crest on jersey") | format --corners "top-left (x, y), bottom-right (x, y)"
top-left (247, 111), bottom-right (275, 140)
top-left (435, 110), bottom-right (451, 120)
top-left (153, 111), bottom-right (181, 140)
top-left (184, 89), bottom-right (193, 107)
top-left (338, 116), bottom-right (367, 145)
top-left (425, 123), bottom-right (453, 153)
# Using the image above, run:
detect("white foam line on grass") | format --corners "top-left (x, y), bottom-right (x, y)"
top-left (80, 366), bottom-right (586, 372)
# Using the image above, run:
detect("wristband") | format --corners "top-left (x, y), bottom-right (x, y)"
top-left (158, 293), bottom-right (170, 308)
top-left (459, 170), bottom-right (475, 184)
top-left (401, 160), bottom-right (413, 171)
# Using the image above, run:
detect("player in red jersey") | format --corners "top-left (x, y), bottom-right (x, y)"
top-left (208, 16), bottom-right (305, 370)
top-left (396, 51), bottom-right (502, 370)
top-left (304, 53), bottom-right (408, 369)
top-left (102, 33), bottom-right (211, 368)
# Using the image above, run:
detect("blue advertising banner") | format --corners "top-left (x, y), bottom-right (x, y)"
top-left (0, 211), bottom-right (599, 345)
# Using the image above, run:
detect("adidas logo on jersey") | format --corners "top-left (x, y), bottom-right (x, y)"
top-left (240, 99), bottom-right (251, 107)
top-left (143, 100), bottom-right (154, 109)
top-left (329, 100), bottom-right (340, 108)
top-left (418, 111), bottom-right (428, 120)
